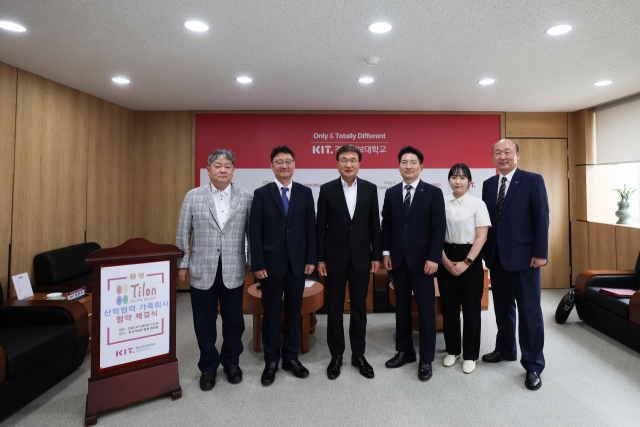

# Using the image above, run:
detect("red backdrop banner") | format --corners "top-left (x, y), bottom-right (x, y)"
top-left (195, 113), bottom-right (500, 186)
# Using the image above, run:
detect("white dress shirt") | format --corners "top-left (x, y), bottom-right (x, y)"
top-left (382, 179), bottom-right (420, 256)
top-left (210, 182), bottom-right (231, 228)
top-left (341, 176), bottom-right (357, 219)
top-left (274, 179), bottom-right (292, 201)
top-left (444, 192), bottom-right (492, 244)
top-left (496, 168), bottom-right (517, 200)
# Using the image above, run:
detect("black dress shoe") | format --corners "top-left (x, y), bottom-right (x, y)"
top-left (385, 351), bottom-right (417, 368)
top-left (351, 355), bottom-right (374, 379)
top-left (261, 362), bottom-right (278, 386)
top-left (200, 371), bottom-right (216, 391)
top-left (525, 371), bottom-right (542, 390)
top-left (418, 361), bottom-right (432, 381)
top-left (282, 359), bottom-right (309, 378)
top-left (482, 350), bottom-right (517, 363)
top-left (223, 365), bottom-right (242, 384)
top-left (326, 355), bottom-right (343, 380)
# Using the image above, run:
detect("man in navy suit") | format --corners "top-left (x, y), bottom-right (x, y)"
top-left (381, 146), bottom-right (446, 381)
top-left (250, 145), bottom-right (317, 385)
top-left (481, 139), bottom-right (549, 391)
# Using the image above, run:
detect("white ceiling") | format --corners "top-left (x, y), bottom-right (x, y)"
top-left (1, 0), bottom-right (639, 112)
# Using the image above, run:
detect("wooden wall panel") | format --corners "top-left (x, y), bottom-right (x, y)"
top-left (505, 112), bottom-right (568, 138)
top-left (615, 225), bottom-right (640, 270)
top-left (574, 108), bottom-right (596, 165)
top-left (11, 71), bottom-right (89, 292)
top-left (133, 112), bottom-right (192, 288)
top-left (567, 112), bottom-right (576, 222)
top-left (515, 139), bottom-right (570, 288)
top-left (86, 97), bottom-right (134, 249)
top-left (575, 165), bottom-right (587, 221)
top-left (571, 221), bottom-right (589, 282)
top-left (588, 222), bottom-right (617, 270)
top-left (0, 63), bottom-right (17, 298)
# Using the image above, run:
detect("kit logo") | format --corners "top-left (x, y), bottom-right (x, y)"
top-left (115, 348), bottom-right (134, 357)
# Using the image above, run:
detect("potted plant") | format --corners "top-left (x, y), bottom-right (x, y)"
top-left (612, 184), bottom-right (637, 224)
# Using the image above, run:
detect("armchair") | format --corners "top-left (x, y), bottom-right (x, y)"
top-left (574, 251), bottom-right (640, 353)
top-left (0, 283), bottom-right (89, 421)
top-left (33, 242), bottom-right (100, 293)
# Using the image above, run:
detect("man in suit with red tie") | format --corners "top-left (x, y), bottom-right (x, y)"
top-left (316, 145), bottom-right (382, 380)
top-left (481, 139), bottom-right (549, 391)
top-left (381, 146), bottom-right (446, 381)
top-left (250, 145), bottom-right (317, 386)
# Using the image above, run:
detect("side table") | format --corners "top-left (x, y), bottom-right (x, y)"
top-left (247, 282), bottom-right (324, 354)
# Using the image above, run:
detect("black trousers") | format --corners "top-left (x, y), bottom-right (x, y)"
top-left (393, 259), bottom-right (436, 363)
top-left (491, 246), bottom-right (545, 373)
top-left (260, 262), bottom-right (304, 364)
top-left (437, 243), bottom-right (484, 360)
top-left (190, 259), bottom-right (245, 373)
top-left (326, 255), bottom-right (370, 357)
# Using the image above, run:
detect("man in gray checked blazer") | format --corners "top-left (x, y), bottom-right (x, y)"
top-left (176, 149), bottom-right (252, 391)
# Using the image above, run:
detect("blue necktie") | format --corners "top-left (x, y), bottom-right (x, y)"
top-left (404, 184), bottom-right (412, 216)
top-left (282, 187), bottom-right (289, 216)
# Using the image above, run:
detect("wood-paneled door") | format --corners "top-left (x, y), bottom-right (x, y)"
top-left (515, 139), bottom-right (571, 288)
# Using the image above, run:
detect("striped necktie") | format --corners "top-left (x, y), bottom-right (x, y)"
top-left (497, 176), bottom-right (507, 213)
top-left (404, 184), bottom-right (412, 215)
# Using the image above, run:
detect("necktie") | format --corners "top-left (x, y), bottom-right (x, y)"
top-left (282, 187), bottom-right (289, 216)
top-left (497, 176), bottom-right (507, 213)
top-left (404, 184), bottom-right (412, 216)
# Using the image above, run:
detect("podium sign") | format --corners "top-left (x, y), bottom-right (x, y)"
top-left (84, 239), bottom-right (183, 426)
top-left (99, 260), bottom-right (171, 370)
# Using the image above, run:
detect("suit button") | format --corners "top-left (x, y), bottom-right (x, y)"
top-left (217, 249), bottom-right (220, 252)
top-left (287, 231), bottom-right (289, 233)
top-left (351, 225), bottom-right (353, 228)
top-left (404, 224), bottom-right (407, 227)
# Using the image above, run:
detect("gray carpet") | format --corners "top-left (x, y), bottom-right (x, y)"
top-left (5, 289), bottom-right (640, 427)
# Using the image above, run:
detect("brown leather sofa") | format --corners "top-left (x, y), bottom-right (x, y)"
top-left (574, 252), bottom-right (640, 352)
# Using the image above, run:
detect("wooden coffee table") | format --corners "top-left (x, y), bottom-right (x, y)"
top-left (11, 292), bottom-right (93, 354)
top-left (247, 282), bottom-right (324, 354)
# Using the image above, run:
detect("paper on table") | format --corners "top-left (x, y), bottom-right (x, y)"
top-left (305, 280), bottom-right (315, 288)
top-left (12, 272), bottom-right (34, 300)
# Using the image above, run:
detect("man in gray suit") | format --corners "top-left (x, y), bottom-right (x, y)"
top-left (176, 149), bottom-right (252, 391)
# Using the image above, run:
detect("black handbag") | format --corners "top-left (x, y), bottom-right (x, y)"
top-left (555, 289), bottom-right (575, 324)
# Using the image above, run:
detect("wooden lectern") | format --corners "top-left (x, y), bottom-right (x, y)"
top-left (84, 238), bottom-right (183, 426)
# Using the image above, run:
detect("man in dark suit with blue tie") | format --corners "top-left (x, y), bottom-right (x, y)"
top-left (481, 139), bottom-right (549, 391)
top-left (381, 146), bottom-right (446, 381)
top-left (250, 145), bottom-right (317, 386)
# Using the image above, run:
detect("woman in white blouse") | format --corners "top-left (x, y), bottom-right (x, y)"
top-left (437, 164), bottom-right (491, 374)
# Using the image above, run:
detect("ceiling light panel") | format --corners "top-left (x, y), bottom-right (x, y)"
top-left (237, 77), bottom-right (252, 83)
top-left (112, 77), bottom-right (130, 84)
top-left (546, 25), bottom-right (572, 35)
top-left (359, 77), bottom-right (374, 83)
top-left (0, 21), bottom-right (26, 32)
top-left (478, 79), bottom-right (495, 85)
top-left (368, 23), bottom-right (392, 33)
top-left (594, 80), bottom-right (612, 86)
top-left (185, 21), bottom-right (209, 32)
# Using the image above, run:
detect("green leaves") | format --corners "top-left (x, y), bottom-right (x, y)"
top-left (612, 184), bottom-right (637, 202)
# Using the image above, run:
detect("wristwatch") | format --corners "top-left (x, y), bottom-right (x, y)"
top-left (464, 258), bottom-right (474, 266)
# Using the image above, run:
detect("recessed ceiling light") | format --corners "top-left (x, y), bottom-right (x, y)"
top-left (185, 21), bottom-right (209, 32)
top-left (368, 23), bottom-right (392, 33)
top-left (0, 21), bottom-right (26, 32)
top-left (236, 77), bottom-right (252, 83)
top-left (112, 77), bottom-right (130, 84)
top-left (545, 25), bottom-right (572, 35)
top-left (358, 77), bottom-right (374, 84)
top-left (594, 80), bottom-right (612, 86)
top-left (478, 79), bottom-right (495, 85)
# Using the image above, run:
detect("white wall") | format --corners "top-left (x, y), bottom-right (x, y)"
top-left (595, 93), bottom-right (640, 164)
